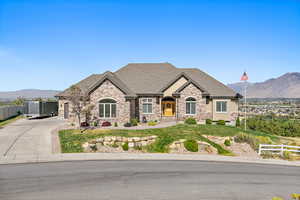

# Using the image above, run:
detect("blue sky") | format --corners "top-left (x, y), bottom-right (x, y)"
top-left (0, 0), bottom-right (299, 91)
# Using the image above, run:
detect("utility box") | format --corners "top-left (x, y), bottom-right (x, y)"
top-left (24, 101), bottom-right (58, 118)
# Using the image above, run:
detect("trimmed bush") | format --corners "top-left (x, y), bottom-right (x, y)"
top-left (184, 139), bottom-right (198, 152)
top-left (114, 122), bottom-right (118, 127)
top-left (130, 118), bottom-right (138, 126)
top-left (216, 120), bottom-right (226, 126)
top-left (148, 121), bottom-right (157, 126)
top-left (224, 139), bottom-right (231, 146)
top-left (102, 121), bottom-right (111, 127)
top-left (185, 117), bottom-right (197, 125)
top-left (206, 119), bottom-right (212, 125)
top-left (236, 117), bottom-right (240, 127)
top-left (122, 142), bottom-right (129, 151)
top-left (124, 122), bottom-right (132, 127)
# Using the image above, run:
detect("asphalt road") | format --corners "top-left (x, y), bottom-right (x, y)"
top-left (0, 160), bottom-right (299, 200)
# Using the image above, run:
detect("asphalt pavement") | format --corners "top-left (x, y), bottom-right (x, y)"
top-left (0, 160), bottom-right (299, 200)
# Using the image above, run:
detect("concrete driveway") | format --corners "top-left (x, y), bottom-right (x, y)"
top-left (0, 117), bottom-right (66, 159)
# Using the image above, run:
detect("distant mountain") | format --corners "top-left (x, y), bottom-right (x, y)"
top-left (0, 89), bottom-right (61, 101)
top-left (228, 72), bottom-right (300, 98)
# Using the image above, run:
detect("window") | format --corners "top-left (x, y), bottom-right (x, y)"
top-left (142, 98), bottom-right (153, 114)
top-left (99, 99), bottom-right (117, 118)
top-left (216, 101), bottom-right (227, 113)
top-left (186, 97), bottom-right (196, 115)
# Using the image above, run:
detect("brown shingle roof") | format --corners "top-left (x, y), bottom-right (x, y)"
top-left (57, 63), bottom-right (238, 98)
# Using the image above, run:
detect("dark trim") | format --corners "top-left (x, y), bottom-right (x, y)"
top-left (136, 93), bottom-right (164, 97)
top-left (174, 80), bottom-right (209, 94)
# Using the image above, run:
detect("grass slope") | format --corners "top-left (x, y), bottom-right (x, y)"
top-left (59, 124), bottom-right (278, 154)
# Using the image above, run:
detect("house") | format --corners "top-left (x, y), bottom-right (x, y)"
top-left (56, 63), bottom-right (241, 125)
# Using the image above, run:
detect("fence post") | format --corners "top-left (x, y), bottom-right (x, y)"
top-left (281, 144), bottom-right (284, 156)
top-left (258, 144), bottom-right (261, 155)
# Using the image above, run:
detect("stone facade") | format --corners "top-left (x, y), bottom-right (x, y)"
top-left (177, 83), bottom-right (212, 122)
top-left (89, 80), bottom-right (130, 125)
top-left (138, 97), bottom-right (161, 122)
top-left (58, 79), bottom-right (238, 125)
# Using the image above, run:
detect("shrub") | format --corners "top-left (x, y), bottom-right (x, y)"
top-left (101, 121), bottom-right (111, 127)
top-left (122, 142), bottom-right (129, 151)
top-left (92, 121), bottom-right (98, 127)
top-left (130, 118), bottom-right (138, 126)
top-left (291, 193), bottom-right (300, 200)
top-left (224, 139), bottom-right (231, 146)
top-left (282, 151), bottom-right (292, 160)
top-left (90, 144), bottom-right (97, 151)
top-left (185, 117), bottom-right (197, 125)
top-left (206, 119), bottom-right (212, 125)
top-left (114, 122), bottom-right (118, 127)
top-left (80, 122), bottom-right (89, 127)
top-left (134, 146), bottom-right (142, 151)
top-left (124, 122), bottom-right (132, 127)
top-left (148, 121), bottom-right (157, 126)
top-left (216, 120), bottom-right (226, 126)
top-left (234, 133), bottom-right (259, 150)
top-left (111, 143), bottom-right (119, 148)
top-left (255, 136), bottom-right (272, 144)
top-left (184, 139), bottom-right (198, 152)
top-left (236, 117), bottom-right (240, 127)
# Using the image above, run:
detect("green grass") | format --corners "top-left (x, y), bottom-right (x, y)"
top-left (0, 115), bottom-right (23, 128)
top-left (59, 124), bottom-right (278, 154)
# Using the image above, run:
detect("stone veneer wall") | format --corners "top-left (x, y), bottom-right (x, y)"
top-left (58, 99), bottom-right (76, 122)
top-left (89, 80), bottom-right (130, 125)
top-left (177, 83), bottom-right (212, 122)
top-left (138, 97), bottom-right (161, 122)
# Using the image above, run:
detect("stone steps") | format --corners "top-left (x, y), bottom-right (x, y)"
top-left (161, 116), bottom-right (176, 122)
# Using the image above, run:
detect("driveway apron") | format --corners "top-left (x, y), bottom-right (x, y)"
top-left (0, 117), bottom-right (65, 159)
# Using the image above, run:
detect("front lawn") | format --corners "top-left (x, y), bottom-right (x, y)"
top-left (0, 115), bottom-right (23, 128)
top-left (59, 124), bottom-right (278, 154)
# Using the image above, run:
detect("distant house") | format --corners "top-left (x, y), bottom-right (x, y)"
top-left (56, 63), bottom-right (241, 125)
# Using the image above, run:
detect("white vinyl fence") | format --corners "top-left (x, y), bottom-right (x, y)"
top-left (0, 105), bottom-right (24, 121)
top-left (258, 144), bottom-right (300, 155)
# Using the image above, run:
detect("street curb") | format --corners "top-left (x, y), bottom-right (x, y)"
top-left (1, 153), bottom-right (300, 167)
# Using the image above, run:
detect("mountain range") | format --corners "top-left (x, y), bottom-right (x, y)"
top-left (0, 72), bottom-right (299, 101)
top-left (0, 89), bottom-right (61, 101)
top-left (228, 72), bottom-right (300, 98)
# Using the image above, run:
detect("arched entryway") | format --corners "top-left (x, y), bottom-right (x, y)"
top-left (162, 97), bottom-right (176, 117)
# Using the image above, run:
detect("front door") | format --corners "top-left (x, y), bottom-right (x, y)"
top-left (162, 101), bottom-right (175, 116)
top-left (64, 103), bottom-right (69, 119)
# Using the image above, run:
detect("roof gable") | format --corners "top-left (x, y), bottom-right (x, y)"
top-left (87, 72), bottom-right (135, 96)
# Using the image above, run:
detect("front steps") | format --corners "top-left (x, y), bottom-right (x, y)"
top-left (161, 116), bottom-right (177, 122)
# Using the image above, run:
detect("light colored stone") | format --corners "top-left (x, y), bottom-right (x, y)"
top-left (128, 142), bottom-right (135, 148)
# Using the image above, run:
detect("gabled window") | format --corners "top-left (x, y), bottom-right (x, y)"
top-left (186, 97), bottom-right (196, 115)
top-left (99, 99), bottom-right (117, 118)
top-left (216, 101), bottom-right (227, 113)
top-left (142, 98), bottom-right (153, 114)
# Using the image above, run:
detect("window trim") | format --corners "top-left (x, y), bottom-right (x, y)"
top-left (142, 98), bottom-right (153, 114)
top-left (185, 97), bottom-right (196, 115)
top-left (99, 98), bottom-right (117, 118)
top-left (215, 100), bottom-right (228, 113)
